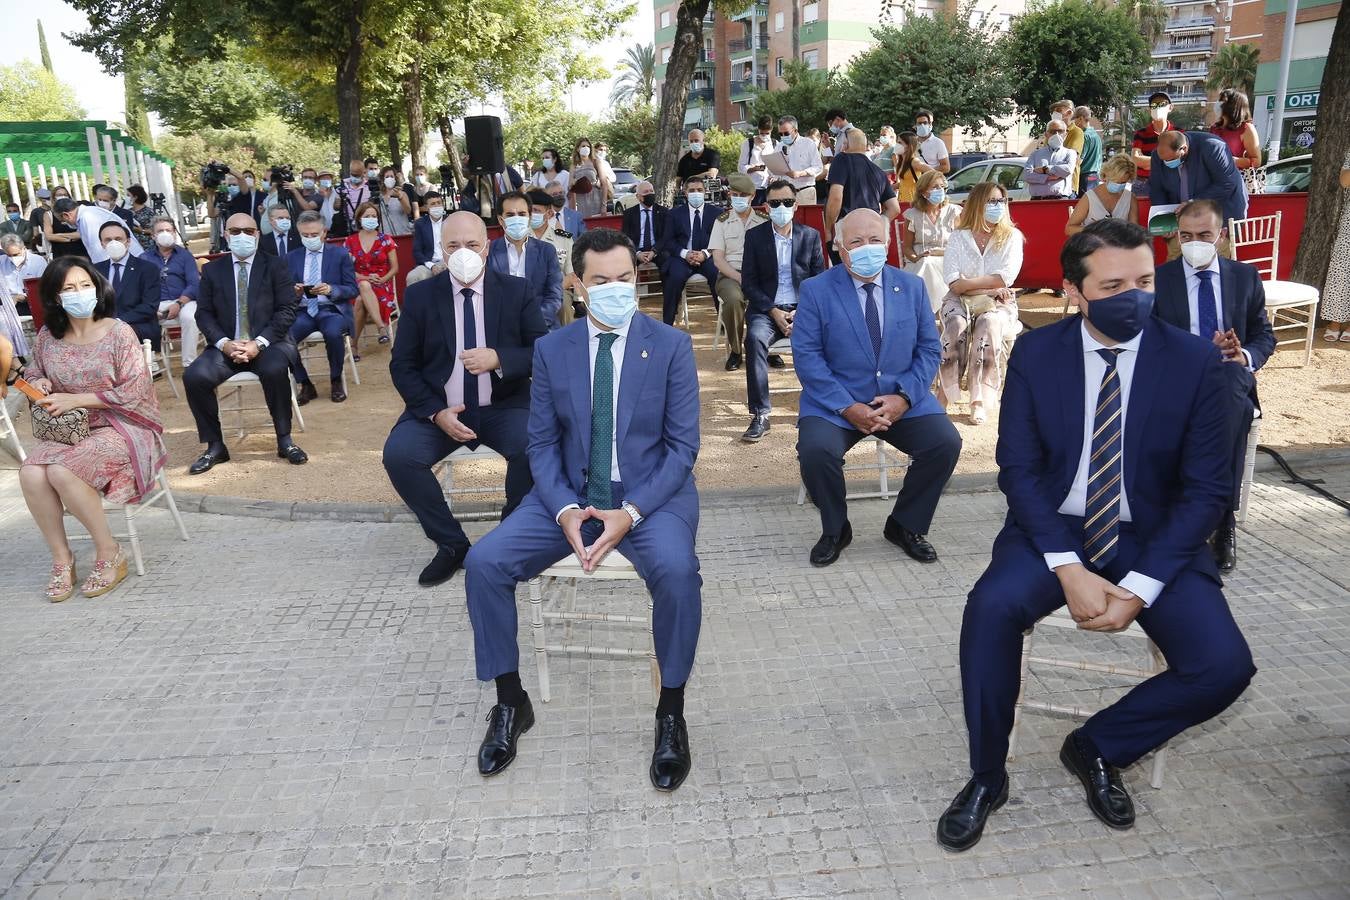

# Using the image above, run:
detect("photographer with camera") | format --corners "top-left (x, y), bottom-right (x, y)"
top-left (228, 170), bottom-right (266, 225)
top-left (291, 167), bottom-right (321, 213)
top-left (320, 160), bottom-right (372, 240)
top-left (202, 162), bottom-right (238, 251)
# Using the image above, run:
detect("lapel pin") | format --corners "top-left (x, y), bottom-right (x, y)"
top-left (893, 286), bottom-right (900, 292)
top-left (641, 350), bottom-right (649, 359)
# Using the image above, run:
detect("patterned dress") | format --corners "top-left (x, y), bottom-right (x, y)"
top-left (345, 232), bottom-right (398, 324)
top-left (22, 322), bottom-right (165, 503)
top-left (1323, 150), bottom-right (1350, 325)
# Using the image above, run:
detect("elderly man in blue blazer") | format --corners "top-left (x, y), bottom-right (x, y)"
top-left (1149, 130), bottom-right (1247, 224)
top-left (464, 228), bottom-right (702, 794)
top-left (1154, 199), bottom-right (1275, 572)
top-left (93, 220), bottom-right (160, 348)
top-left (793, 208), bottom-right (962, 567)
top-left (487, 190), bottom-right (564, 329)
top-left (286, 211), bottom-right (360, 404)
top-left (657, 174), bottom-right (723, 326)
top-left (936, 219), bottom-right (1254, 853)
top-left (738, 179), bottom-right (826, 442)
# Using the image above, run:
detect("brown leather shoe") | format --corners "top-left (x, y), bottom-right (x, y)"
top-left (330, 380), bottom-right (347, 403)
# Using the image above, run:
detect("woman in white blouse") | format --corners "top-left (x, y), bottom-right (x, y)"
top-left (939, 181), bottom-right (1025, 425)
top-left (903, 170), bottom-right (962, 313)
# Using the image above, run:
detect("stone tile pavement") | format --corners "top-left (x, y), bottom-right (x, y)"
top-left (0, 457), bottom-right (1348, 898)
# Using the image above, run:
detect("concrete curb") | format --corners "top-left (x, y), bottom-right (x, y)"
top-left (167, 445), bottom-right (1350, 524)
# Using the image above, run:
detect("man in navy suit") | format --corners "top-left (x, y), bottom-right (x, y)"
top-left (257, 206), bottom-right (297, 257)
top-left (487, 191), bottom-right (564, 329)
top-left (793, 208), bottom-right (962, 566)
top-left (657, 175), bottom-right (723, 326)
top-left (185, 213), bottom-right (306, 473)
top-left (382, 211), bottom-right (547, 588)
top-left (93, 220), bottom-right (160, 348)
top-left (286, 211), bottom-right (360, 404)
top-left (739, 180), bottom-right (825, 442)
top-left (543, 181), bottom-right (586, 238)
top-left (464, 228), bottom-right (702, 793)
top-left (1154, 199), bottom-right (1275, 571)
top-left (622, 181), bottom-right (669, 270)
top-left (404, 191), bottom-right (446, 287)
top-left (1150, 131), bottom-right (1247, 224)
top-left (936, 219), bottom-right (1255, 852)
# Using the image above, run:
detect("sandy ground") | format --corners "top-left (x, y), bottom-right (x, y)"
top-left (39, 290), bottom-right (1342, 505)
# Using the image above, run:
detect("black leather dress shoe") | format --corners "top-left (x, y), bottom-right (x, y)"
top-left (296, 381), bottom-right (318, 406)
top-left (741, 413), bottom-right (770, 443)
top-left (1060, 730), bottom-right (1135, 830)
top-left (330, 380), bottom-right (347, 403)
top-left (1212, 524), bottom-right (1237, 572)
top-left (188, 446), bottom-right (229, 475)
top-left (768, 354), bottom-right (785, 369)
top-left (277, 442), bottom-right (309, 465)
top-left (810, 522), bottom-right (853, 567)
top-left (478, 698), bottom-right (534, 777)
top-left (884, 518), bottom-right (938, 563)
top-left (419, 545), bottom-right (467, 587)
top-left (650, 714), bottom-right (692, 792)
top-left (936, 775), bottom-right (1009, 852)
top-left (724, 353), bottom-right (742, 371)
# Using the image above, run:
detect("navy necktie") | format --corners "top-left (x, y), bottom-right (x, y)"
top-left (460, 287), bottom-right (479, 424)
top-left (642, 210), bottom-right (651, 249)
top-left (1084, 349), bottom-right (1124, 567)
top-left (111, 262), bottom-right (121, 291)
top-left (692, 209), bottom-right (703, 250)
top-left (1196, 269), bottom-right (1219, 338)
top-left (863, 282), bottom-right (882, 360)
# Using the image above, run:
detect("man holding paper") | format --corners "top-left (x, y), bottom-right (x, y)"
top-left (773, 116), bottom-right (824, 205)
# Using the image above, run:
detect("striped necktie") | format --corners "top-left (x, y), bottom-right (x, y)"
top-left (1084, 348), bottom-right (1124, 567)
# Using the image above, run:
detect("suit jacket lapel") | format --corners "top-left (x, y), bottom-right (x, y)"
top-left (1160, 263), bottom-right (1190, 331)
top-left (484, 269), bottom-right (502, 348)
top-left (434, 274), bottom-right (458, 356)
top-left (1060, 322), bottom-right (1086, 487)
top-left (247, 254), bottom-right (264, 329)
top-left (833, 267), bottom-right (873, 358)
top-left (1123, 320), bottom-right (1165, 500)
top-left (616, 314), bottom-right (651, 451)
top-left (1218, 258), bottom-right (1238, 334)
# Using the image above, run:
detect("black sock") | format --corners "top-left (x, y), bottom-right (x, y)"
top-left (1074, 729), bottom-right (1106, 763)
top-left (495, 671), bottom-right (527, 708)
top-left (656, 684), bottom-right (685, 719)
top-left (974, 769), bottom-right (1007, 792)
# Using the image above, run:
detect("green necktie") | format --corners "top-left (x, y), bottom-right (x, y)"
top-left (587, 332), bottom-right (619, 509)
top-left (236, 261), bottom-right (249, 340)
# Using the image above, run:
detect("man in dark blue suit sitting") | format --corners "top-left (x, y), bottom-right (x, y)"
top-left (93, 221), bottom-right (160, 349)
top-left (739, 180), bottom-right (825, 442)
top-left (382, 211), bottom-right (547, 587)
top-left (793, 208), bottom-right (962, 566)
top-left (1154, 199), bottom-right (1275, 571)
top-left (405, 191), bottom-right (446, 287)
top-left (936, 219), bottom-right (1255, 853)
top-left (286, 211), bottom-right (360, 404)
top-left (464, 229), bottom-right (702, 793)
top-left (487, 191), bottom-right (564, 329)
top-left (657, 175), bottom-right (722, 326)
top-left (1149, 130), bottom-right (1248, 224)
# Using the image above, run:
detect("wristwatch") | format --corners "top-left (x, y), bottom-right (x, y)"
top-left (621, 500), bottom-right (644, 529)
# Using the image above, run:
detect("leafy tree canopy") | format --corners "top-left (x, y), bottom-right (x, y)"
top-left (749, 62), bottom-right (847, 139)
top-left (0, 61), bottom-right (86, 120)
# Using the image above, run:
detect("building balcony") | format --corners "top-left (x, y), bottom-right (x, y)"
top-left (1153, 40), bottom-right (1212, 56)
top-left (688, 86), bottom-right (714, 103)
top-left (1166, 16), bottom-right (1216, 31)
top-left (730, 1), bottom-right (769, 21)
top-left (729, 75), bottom-right (768, 99)
top-left (1147, 64), bottom-right (1208, 81)
top-left (695, 49), bottom-right (716, 69)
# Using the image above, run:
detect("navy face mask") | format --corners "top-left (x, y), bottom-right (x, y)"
top-left (1083, 288), bottom-right (1154, 343)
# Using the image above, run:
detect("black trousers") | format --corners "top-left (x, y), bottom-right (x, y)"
top-left (797, 413), bottom-right (962, 537)
top-left (184, 344), bottom-right (295, 445)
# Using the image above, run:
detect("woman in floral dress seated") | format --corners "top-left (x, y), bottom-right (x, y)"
top-left (19, 257), bottom-right (164, 601)
top-left (344, 201), bottom-right (400, 359)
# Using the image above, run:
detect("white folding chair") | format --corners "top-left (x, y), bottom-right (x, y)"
top-left (297, 330), bottom-right (360, 394)
top-left (1236, 409), bottom-right (1262, 526)
top-left (218, 371), bottom-right (306, 440)
top-left (0, 394), bottom-right (24, 462)
top-left (678, 274), bottom-right (709, 329)
top-left (527, 550), bottom-right (657, 704)
top-left (156, 319), bottom-right (183, 399)
top-left (797, 435), bottom-right (911, 505)
top-left (431, 444), bottom-right (506, 516)
top-left (1011, 609), bottom-right (1169, 789)
top-left (1228, 212), bottom-right (1319, 366)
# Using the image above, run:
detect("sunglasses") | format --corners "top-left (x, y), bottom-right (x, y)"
top-left (226, 227), bottom-right (259, 236)
top-left (766, 198), bottom-right (797, 209)
top-left (1149, 102), bottom-right (1170, 110)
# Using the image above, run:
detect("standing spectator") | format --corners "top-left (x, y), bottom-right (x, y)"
top-left (27, 187), bottom-right (53, 250)
top-left (892, 132), bottom-right (921, 203)
top-left (777, 116), bottom-right (824, 205)
top-left (1050, 100), bottom-right (1085, 194)
top-left (1, 202), bottom-right (34, 247)
top-left (1074, 106), bottom-right (1103, 193)
top-left (141, 216), bottom-right (201, 369)
top-left (227, 171), bottom-right (266, 225)
top-left (912, 110), bottom-right (951, 176)
top-left (676, 129), bottom-right (722, 181)
top-left (44, 187), bottom-right (85, 259)
top-left (1321, 151), bottom-right (1350, 342)
top-left (1131, 91), bottom-right (1176, 198)
top-left (1209, 90), bottom-right (1263, 192)
top-left (708, 173), bottom-right (769, 371)
top-left (93, 184), bottom-right (135, 231)
top-left (0, 234), bottom-right (45, 358)
top-left (568, 137), bottom-right (609, 220)
top-left (593, 142), bottom-right (617, 196)
top-left (323, 160), bottom-right (374, 237)
top-left (1066, 154), bottom-right (1138, 235)
top-left (531, 148), bottom-right (569, 193)
top-left (824, 129), bottom-right (901, 258)
top-left (739, 116), bottom-right (776, 204)
top-left (872, 125), bottom-right (898, 171)
top-left (902, 170), bottom-right (963, 313)
top-left (824, 109), bottom-right (853, 153)
top-left (378, 166), bottom-right (414, 236)
top-left (52, 198), bottom-right (144, 265)
top-left (344, 201), bottom-right (399, 356)
top-left (1025, 118), bottom-right (1080, 200)
top-left (939, 182), bottom-right (1024, 425)
top-left (409, 165), bottom-right (436, 215)
top-left (1150, 131), bottom-right (1248, 225)
top-left (289, 167), bottom-right (321, 213)
top-left (126, 185), bottom-right (155, 247)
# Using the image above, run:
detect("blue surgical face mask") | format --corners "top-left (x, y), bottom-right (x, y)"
top-left (586, 281), bottom-right (637, 328)
top-left (689, 142), bottom-right (704, 154)
top-left (779, 133), bottom-right (795, 146)
top-left (769, 205), bottom-right (794, 228)
top-left (915, 124), bottom-right (932, 138)
top-left (274, 218), bottom-right (292, 233)
top-left (1083, 287), bottom-right (1154, 342)
top-left (1106, 181), bottom-right (1127, 195)
top-left (261, 181), bottom-right (271, 192)
top-left (926, 189), bottom-right (946, 206)
top-left (227, 185), bottom-right (240, 198)
top-left (984, 202), bottom-right (1004, 224)
top-left (360, 217), bottom-right (379, 231)
top-left (228, 233), bottom-right (257, 258)
top-left (686, 192), bottom-right (705, 209)
top-left (319, 179), bottom-right (333, 189)
top-left (529, 211), bottom-right (547, 230)
top-left (302, 178), bottom-right (315, 189)
top-left (1164, 156), bottom-right (1184, 169)
top-left (731, 196), bottom-right (750, 213)
top-left (7, 212), bottom-right (19, 222)
top-left (301, 235), bottom-right (324, 252)
top-left (59, 287), bottom-right (99, 319)
top-left (845, 243), bottom-right (887, 279)
top-left (503, 215), bottom-right (529, 240)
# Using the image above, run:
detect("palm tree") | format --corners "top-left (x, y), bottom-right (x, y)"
top-left (1118, 0), bottom-right (1168, 45)
top-left (1206, 43), bottom-right (1260, 102)
top-left (609, 44), bottom-right (656, 107)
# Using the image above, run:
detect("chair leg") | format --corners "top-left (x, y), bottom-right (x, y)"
top-left (346, 335), bottom-right (361, 386)
top-left (1303, 303), bottom-right (1314, 367)
top-left (160, 348), bottom-right (181, 399)
top-left (529, 577), bottom-right (551, 703)
top-left (160, 472), bottom-right (191, 541)
top-left (289, 377), bottom-right (306, 433)
top-left (1008, 628), bottom-right (1034, 761)
top-left (1146, 638), bottom-right (1168, 788)
top-left (123, 505), bottom-right (146, 577)
top-left (875, 438), bottom-right (891, 499)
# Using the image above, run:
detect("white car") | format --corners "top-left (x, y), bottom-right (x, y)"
top-left (944, 156), bottom-right (1031, 204)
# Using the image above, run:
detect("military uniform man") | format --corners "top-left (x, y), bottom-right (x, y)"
top-left (709, 172), bottom-right (768, 370)
top-left (528, 188), bottom-right (577, 326)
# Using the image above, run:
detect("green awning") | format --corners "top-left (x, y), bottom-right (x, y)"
top-left (0, 120), bottom-right (173, 177)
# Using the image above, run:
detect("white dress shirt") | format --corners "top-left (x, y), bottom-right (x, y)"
top-left (1182, 254), bottom-right (1252, 368)
top-left (1044, 322), bottom-right (1165, 606)
top-left (444, 274), bottom-right (491, 409)
top-left (738, 135), bottom-right (773, 189)
top-left (0, 251), bottom-right (47, 298)
top-left (782, 137), bottom-right (824, 191)
top-left (77, 205), bottom-right (144, 264)
top-left (637, 207), bottom-right (656, 249)
top-left (773, 228), bottom-right (796, 308)
top-left (506, 240), bottom-right (527, 277)
top-left (679, 205), bottom-right (706, 259)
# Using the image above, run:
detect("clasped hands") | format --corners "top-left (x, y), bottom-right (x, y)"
top-left (1057, 563), bottom-right (1143, 632)
top-left (559, 505), bottom-right (634, 573)
top-left (684, 249), bottom-right (708, 266)
top-left (843, 394), bottom-right (909, 434)
top-left (221, 340), bottom-right (261, 364)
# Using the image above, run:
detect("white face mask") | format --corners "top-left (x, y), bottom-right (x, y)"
top-left (428, 206), bottom-right (445, 220)
top-left (301, 235), bottom-right (324, 252)
top-left (384, 176), bottom-right (397, 189)
top-left (1047, 133), bottom-right (1065, 150)
top-left (1180, 239), bottom-right (1218, 269)
top-left (1150, 105), bottom-right (1169, 122)
top-left (578, 146), bottom-right (591, 158)
top-left (447, 247), bottom-right (485, 284)
top-left (154, 231), bottom-right (177, 249)
top-left (104, 239), bottom-right (128, 261)
top-left (97, 199), bottom-right (114, 210)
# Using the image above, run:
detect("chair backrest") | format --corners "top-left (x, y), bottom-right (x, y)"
top-left (1227, 211), bottom-right (1280, 280)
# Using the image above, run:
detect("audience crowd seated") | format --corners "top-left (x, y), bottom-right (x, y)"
top-left (142, 216), bottom-right (201, 368)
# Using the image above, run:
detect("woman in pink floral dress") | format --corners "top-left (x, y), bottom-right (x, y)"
top-left (19, 257), bottom-right (164, 602)
top-left (344, 201), bottom-right (399, 358)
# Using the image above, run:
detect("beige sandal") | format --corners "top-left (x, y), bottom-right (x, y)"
top-left (81, 547), bottom-right (128, 598)
top-left (46, 560), bottom-right (76, 603)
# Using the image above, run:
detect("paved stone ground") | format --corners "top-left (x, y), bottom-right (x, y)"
top-left (1, 458), bottom-right (1348, 898)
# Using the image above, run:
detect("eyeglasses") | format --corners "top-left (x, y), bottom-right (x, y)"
top-left (226, 227), bottom-right (259, 236)
top-left (766, 198), bottom-right (797, 208)
top-left (986, 198), bottom-right (1007, 206)
top-left (1149, 101), bottom-right (1170, 110)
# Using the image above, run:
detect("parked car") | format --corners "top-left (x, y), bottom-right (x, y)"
top-left (606, 167), bottom-right (644, 212)
top-left (1260, 154), bottom-right (1312, 193)
top-left (945, 156), bottom-right (1031, 204)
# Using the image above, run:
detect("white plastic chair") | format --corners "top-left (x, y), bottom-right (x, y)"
top-left (797, 435), bottom-right (911, 505)
top-left (0, 394), bottom-right (24, 461)
top-left (155, 319), bottom-right (183, 399)
top-left (1011, 609), bottom-right (1170, 790)
top-left (217, 371), bottom-right (306, 440)
top-left (1236, 409), bottom-right (1262, 526)
top-left (297, 330), bottom-right (360, 394)
top-left (1227, 212), bottom-right (1318, 366)
top-left (431, 444), bottom-right (506, 515)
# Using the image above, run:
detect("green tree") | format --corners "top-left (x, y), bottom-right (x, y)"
top-left (1119, 0), bottom-right (1168, 45)
top-left (158, 115), bottom-right (339, 202)
top-left (599, 103), bottom-right (659, 173)
top-left (610, 43), bottom-right (655, 107)
top-left (842, 8), bottom-right (1015, 138)
top-left (749, 61), bottom-right (846, 138)
top-left (1002, 0), bottom-right (1150, 128)
top-left (501, 89), bottom-right (598, 168)
top-left (37, 20), bottom-right (53, 73)
top-left (701, 124), bottom-right (745, 164)
top-left (0, 61), bottom-right (85, 120)
top-left (139, 38), bottom-right (274, 132)
top-left (1206, 43), bottom-right (1260, 103)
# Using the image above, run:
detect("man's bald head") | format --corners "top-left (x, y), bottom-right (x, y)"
top-left (839, 208), bottom-right (887, 247)
top-left (845, 128), bottom-right (869, 152)
top-left (225, 213), bottom-right (257, 232)
top-left (441, 210), bottom-right (489, 258)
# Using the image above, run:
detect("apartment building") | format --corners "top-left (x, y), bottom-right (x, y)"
top-left (1135, 0), bottom-right (1234, 110)
top-left (1251, 0), bottom-right (1338, 151)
